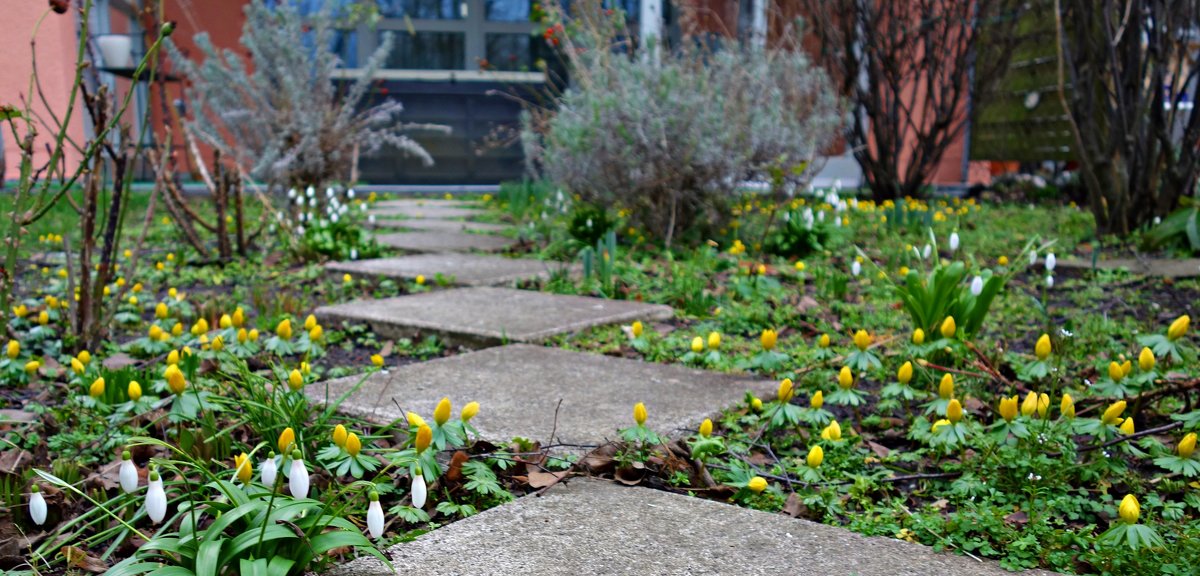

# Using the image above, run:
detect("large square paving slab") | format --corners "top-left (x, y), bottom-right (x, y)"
top-left (315, 287), bottom-right (672, 347)
top-left (309, 344), bottom-right (767, 446)
top-left (331, 479), bottom-right (1055, 576)
top-left (375, 231), bottom-right (516, 253)
top-left (371, 218), bottom-right (510, 234)
top-left (1058, 257), bottom-right (1200, 278)
top-left (367, 206), bottom-right (485, 219)
top-left (326, 254), bottom-right (563, 287)
top-left (373, 199), bottom-right (474, 209)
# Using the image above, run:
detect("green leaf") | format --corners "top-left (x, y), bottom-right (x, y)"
top-left (308, 530), bottom-right (376, 556)
top-left (195, 537), bottom-right (224, 576)
top-left (0, 105), bottom-right (22, 121)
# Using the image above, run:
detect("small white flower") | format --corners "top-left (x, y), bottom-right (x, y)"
top-left (1029, 250), bottom-right (1038, 266)
top-left (326, 187), bottom-right (335, 198)
top-left (949, 232), bottom-right (960, 252)
top-left (350, 248), bottom-right (358, 261)
top-left (330, 214), bottom-right (339, 224)
top-left (367, 492), bottom-right (384, 539)
top-left (306, 186), bottom-right (315, 198)
top-left (368, 215), bottom-right (376, 224)
top-left (851, 261), bottom-right (862, 276)
top-left (289, 455), bottom-right (309, 499)
top-left (348, 188), bottom-right (356, 199)
top-left (922, 244), bottom-right (932, 259)
top-left (1045, 274), bottom-right (1054, 288)
top-left (817, 210), bottom-right (826, 222)
top-left (146, 471), bottom-right (167, 524)
top-left (119, 451), bottom-right (139, 494)
top-left (411, 471), bottom-right (427, 508)
top-left (261, 454), bottom-right (278, 487)
top-left (287, 188), bottom-right (297, 199)
top-left (970, 275), bottom-right (984, 296)
top-left (29, 485), bottom-right (47, 525)
top-left (296, 226), bottom-right (305, 236)
top-left (1045, 252), bottom-right (1056, 272)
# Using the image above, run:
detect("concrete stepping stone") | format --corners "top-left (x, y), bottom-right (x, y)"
top-left (371, 218), bottom-right (510, 234)
top-left (376, 231), bottom-right (516, 253)
top-left (315, 287), bottom-right (671, 347)
top-left (1058, 257), bottom-right (1200, 278)
top-left (367, 206), bottom-right (485, 219)
top-left (331, 478), bottom-right (1056, 576)
top-left (326, 253), bottom-right (562, 287)
top-left (373, 199), bottom-right (474, 209)
top-left (309, 344), bottom-right (766, 446)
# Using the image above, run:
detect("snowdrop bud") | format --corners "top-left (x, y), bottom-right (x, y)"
top-left (287, 188), bottom-right (297, 199)
top-left (970, 275), bottom-right (984, 296)
top-left (146, 471), bottom-right (167, 524)
top-left (411, 468), bottom-right (427, 508)
top-left (949, 232), bottom-right (960, 252)
top-left (296, 226), bottom-right (305, 236)
top-left (367, 491), bottom-right (384, 539)
top-left (350, 248), bottom-right (358, 260)
top-left (368, 214), bottom-right (375, 224)
top-left (1046, 275), bottom-right (1054, 288)
top-left (289, 451), bottom-right (309, 499)
top-left (923, 244), bottom-right (932, 259)
top-left (330, 214), bottom-right (339, 224)
top-left (306, 186), bottom-right (315, 197)
top-left (29, 485), bottom-right (47, 525)
top-left (261, 452), bottom-right (278, 487)
top-left (348, 188), bottom-right (356, 199)
top-left (851, 261), bottom-right (862, 276)
top-left (1029, 250), bottom-right (1038, 266)
top-left (326, 187), bottom-right (334, 198)
top-left (120, 450), bottom-right (139, 494)
top-left (1045, 253), bottom-right (1056, 272)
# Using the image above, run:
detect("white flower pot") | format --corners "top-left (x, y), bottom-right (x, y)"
top-left (97, 35), bottom-right (134, 69)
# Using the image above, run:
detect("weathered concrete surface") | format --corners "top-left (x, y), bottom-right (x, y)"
top-left (309, 344), bottom-right (766, 445)
top-left (326, 254), bottom-right (563, 287)
top-left (1058, 257), bottom-right (1200, 278)
top-left (331, 478), bottom-right (1057, 576)
top-left (373, 199), bottom-right (474, 209)
top-left (367, 206), bottom-right (485, 219)
top-left (376, 231), bottom-right (516, 253)
top-left (314, 288), bottom-right (672, 347)
top-left (372, 218), bottom-right (510, 234)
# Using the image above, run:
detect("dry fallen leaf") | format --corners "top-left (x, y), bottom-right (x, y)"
top-left (526, 470), bottom-right (571, 488)
top-left (61, 546), bottom-right (108, 573)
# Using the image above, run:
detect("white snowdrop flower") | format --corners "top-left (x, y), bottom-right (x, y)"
top-left (922, 244), bottom-right (932, 259)
top-left (817, 210), bottom-right (826, 222)
top-left (119, 450), bottom-right (139, 494)
top-left (1153, 216), bottom-right (1161, 225)
top-left (970, 275), bottom-right (984, 296)
top-left (289, 453), bottom-right (309, 499)
top-left (350, 248), bottom-right (358, 260)
top-left (326, 187), bottom-right (334, 198)
top-left (340, 204), bottom-right (349, 215)
top-left (834, 179), bottom-right (843, 190)
top-left (296, 226), bottom-right (305, 236)
top-left (294, 195), bottom-right (305, 206)
top-left (330, 214), bottom-right (339, 224)
top-left (368, 215), bottom-right (376, 224)
top-left (29, 485), bottom-right (47, 525)
top-left (309, 197), bottom-right (318, 208)
top-left (949, 232), bottom-right (960, 253)
top-left (261, 453), bottom-right (278, 487)
top-left (1029, 250), bottom-right (1038, 266)
top-left (1045, 252), bottom-right (1056, 272)
top-left (1045, 275), bottom-right (1054, 288)
top-left (360, 203), bottom-right (367, 212)
top-left (367, 491), bottom-right (385, 539)
top-left (306, 186), bottom-right (315, 198)
top-left (276, 211), bottom-right (284, 222)
top-left (146, 470), bottom-right (167, 524)
top-left (347, 188), bottom-right (356, 199)
top-left (851, 261), bottom-right (862, 276)
top-left (411, 468), bottom-right (427, 508)
top-left (287, 188), bottom-right (297, 199)
top-left (834, 216), bottom-right (843, 228)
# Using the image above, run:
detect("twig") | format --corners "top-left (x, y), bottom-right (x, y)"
top-left (1076, 421), bottom-right (1183, 455)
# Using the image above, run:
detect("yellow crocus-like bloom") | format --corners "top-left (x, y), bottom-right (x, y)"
top-left (346, 433), bottom-right (362, 457)
top-left (407, 412), bottom-right (427, 428)
top-left (237, 328), bottom-right (248, 344)
top-left (248, 329), bottom-right (260, 342)
top-left (343, 273), bottom-right (353, 284)
top-left (371, 354), bottom-right (384, 367)
top-left (998, 255), bottom-right (1009, 266)
top-left (278, 427), bottom-right (296, 453)
top-left (234, 453), bottom-right (252, 483)
top-left (777, 379), bottom-right (794, 403)
top-left (938, 374), bottom-right (954, 399)
top-left (165, 364), bottom-right (187, 394)
top-left (690, 337), bottom-right (704, 353)
top-left (947, 399), bottom-right (963, 423)
top-left (211, 336), bottom-right (224, 352)
top-left (912, 328), bottom-right (925, 344)
top-left (415, 424), bottom-right (432, 453)
top-left (1108, 361), bottom-right (1124, 381)
top-left (633, 402), bottom-right (648, 426)
top-left (761, 329), bottom-right (777, 351)
top-left (1037, 393), bottom-right (1050, 418)
top-left (416, 275), bottom-right (426, 285)
top-left (288, 369), bottom-right (304, 391)
top-left (1119, 417), bottom-right (1135, 435)
top-left (333, 424), bottom-right (348, 447)
top-left (631, 321), bottom-right (643, 337)
top-left (747, 476), bottom-right (768, 493)
top-left (1061, 394), bottom-right (1075, 419)
top-left (1035, 334), bottom-right (1051, 360)
top-left (155, 303), bottom-right (169, 319)
top-left (300, 362), bottom-right (311, 375)
top-left (71, 358), bottom-right (85, 375)
top-left (276, 319), bottom-right (292, 340)
top-left (899, 266), bottom-right (910, 276)
top-left (1121, 359), bottom-right (1132, 377)
top-left (1138, 347), bottom-right (1155, 371)
top-left (1178, 432), bottom-right (1196, 458)
top-left (998, 395), bottom-right (1018, 422)
top-left (6, 340), bottom-right (19, 359)
top-left (838, 366), bottom-right (854, 390)
top-left (90, 377), bottom-right (105, 398)
top-left (12, 304), bottom-right (28, 318)
top-left (308, 325), bottom-right (323, 341)
top-left (171, 323), bottom-right (184, 337)
top-left (932, 419), bottom-right (951, 433)
top-left (821, 420), bottom-right (842, 441)
top-left (1101, 400), bottom-right (1127, 426)
top-left (128, 381), bottom-right (142, 401)
top-left (751, 397), bottom-right (763, 412)
top-left (794, 261), bottom-right (806, 271)
top-left (853, 330), bottom-right (871, 351)
top-left (1119, 494), bottom-right (1140, 524)
top-left (38, 311), bottom-right (49, 325)
top-left (807, 445), bottom-right (824, 468)
top-left (167, 350), bottom-right (180, 365)
top-left (132, 282), bottom-right (143, 293)
top-left (25, 360), bottom-right (40, 374)
top-left (219, 314), bottom-right (233, 329)
top-left (699, 418), bottom-right (713, 437)
top-left (1168, 314), bottom-right (1190, 340)
top-left (232, 307), bottom-right (245, 328)
top-left (897, 361), bottom-right (913, 384)
top-left (1021, 391), bottom-right (1038, 417)
top-left (304, 314), bottom-right (318, 331)
top-left (818, 334), bottom-right (831, 348)
top-left (941, 317), bottom-right (957, 339)
top-left (461, 401), bottom-right (480, 422)
top-left (434, 397), bottom-right (452, 425)
top-left (810, 390), bottom-right (824, 409)
top-left (707, 331), bottom-right (721, 349)
top-left (148, 325), bottom-right (164, 341)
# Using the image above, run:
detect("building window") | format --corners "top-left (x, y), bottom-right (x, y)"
top-left (381, 31), bottom-right (465, 69)
top-left (376, 0), bottom-right (464, 20)
top-left (485, 0), bottom-right (530, 21)
top-left (484, 33), bottom-right (549, 71)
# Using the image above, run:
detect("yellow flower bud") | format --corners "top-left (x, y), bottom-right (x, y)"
top-left (1119, 494), bottom-right (1140, 524)
top-left (461, 401), bottom-right (479, 422)
top-left (167, 349), bottom-right (180, 365)
top-left (308, 325), bottom-right (323, 341)
top-left (164, 364), bottom-right (186, 394)
top-left (940, 316), bottom-right (956, 339)
top-left (751, 397), bottom-right (763, 412)
top-left (633, 402), bottom-right (648, 426)
top-left (5, 340), bottom-right (18, 359)
top-left (932, 418), bottom-right (952, 433)
top-left (232, 308), bottom-right (245, 328)
top-left (807, 445), bottom-right (824, 468)
top-left (234, 452), bottom-right (252, 483)
top-left (407, 412), bottom-right (427, 428)
top-left (761, 329), bottom-right (777, 351)
top-left (1138, 347), bottom-right (1155, 371)
top-left (155, 303), bottom-right (169, 319)
top-left (1061, 394), bottom-right (1075, 419)
top-left (1108, 361), bottom-right (1124, 381)
top-left (777, 379), bottom-right (794, 403)
top-left (747, 476), bottom-right (768, 493)
top-left (237, 328), bottom-right (248, 343)
top-left (810, 390), bottom-right (824, 409)
top-left (897, 361), bottom-right (913, 384)
top-left (248, 329), bottom-right (259, 342)
top-left (699, 418), bottom-right (713, 437)
top-left (998, 255), bottom-right (1009, 266)
top-left (1168, 314), bottom-right (1190, 340)
top-left (219, 314), bottom-right (233, 329)
top-left (1037, 393), bottom-right (1050, 418)
top-left (1101, 400), bottom-right (1127, 426)
top-left (707, 331), bottom-right (721, 349)
top-left (172, 322), bottom-right (184, 337)
top-left (415, 424), bottom-right (432, 453)
top-left (1121, 360), bottom-right (1132, 377)
top-left (288, 369), bottom-right (304, 391)
top-left (90, 377), bottom-right (105, 398)
top-left (998, 395), bottom-right (1018, 422)
top-left (343, 273), bottom-right (353, 284)
top-left (1178, 432), bottom-right (1196, 458)
top-left (434, 397), bottom-right (452, 425)
top-left (128, 381), bottom-right (142, 401)
top-left (278, 427), bottom-right (296, 453)
top-left (947, 399), bottom-right (963, 423)
top-left (71, 358), bottom-right (85, 375)
top-left (938, 374), bottom-right (954, 399)
top-left (821, 420), bottom-right (842, 441)
top-left (691, 337), bottom-right (704, 353)
top-left (38, 311), bottom-right (49, 325)
top-left (1035, 334), bottom-right (1051, 360)
top-left (853, 330), bottom-right (871, 351)
top-left (346, 432), bottom-right (362, 457)
top-left (333, 424), bottom-right (348, 447)
top-left (631, 321), bottom-right (643, 337)
top-left (416, 275), bottom-right (426, 285)
top-left (25, 360), bottom-right (40, 374)
top-left (371, 354), bottom-right (384, 367)
top-left (1021, 391), bottom-right (1038, 417)
top-left (912, 328), bottom-right (925, 344)
top-left (818, 333), bottom-right (831, 348)
top-left (211, 336), bottom-right (224, 351)
top-left (838, 366), bottom-right (854, 390)
top-left (1120, 417), bottom-right (1135, 435)
top-left (276, 319), bottom-right (292, 340)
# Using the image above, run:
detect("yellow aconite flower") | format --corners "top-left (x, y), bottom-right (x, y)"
top-left (999, 395), bottom-right (1018, 422)
top-left (1108, 361), bottom-right (1125, 381)
top-left (897, 361), bottom-right (913, 384)
top-left (631, 321), bottom-right (643, 338)
top-left (276, 319), bottom-right (293, 340)
top-left (761, 329), bottom-right (777, 351)
top-left (1061, 394), bottom-right (1075, 419)
top-left (1120, 417), bottom-right (1135, 435)
top-left (940, 316), bottom-right (957, 339)
top-left (219, 314), bottom-right (233, 329)
top-left (947, 399), bottom-right (963, 423)
top-left (370, 354), bottom-right (384, 368)
top-left (90, 377), bottom-right (105, 398)
top-left (309, 325), bottom-right (323, 341)
top-left (278, 427), bottom-right (296, 453)
top-left (148, 325), bottom-right (164, 341)
top-left (5, 340), bottom-right (18, 359)
top-left (751, 397), bottom-right (763, 411)
top-left (821, 420), bottom-right (842, 441)
top-left (998, 255), bottom-right (1009, 266)
top-left (1178, 432), bottom-right (1197, 458)
top-left (304, 315), bottom-right (317, 331)
top-left (155, 303), bottom-right (169, 319)
top-left (932, 419), bottom-right (952, 434)
top-left (633, 402), bottom-right (648, 426)
top-left (343, 273), bottom-right (353, 284)
top-left (807, 445), bottom-right (824, 468)
top-left (1119, 494), bottom-right (1140, 524)
top-left (346, 433), bottom-right (362, 456)
top-left (1037, 393), bottom-right (1050, 418)
top-left (747, 476), bottom-right (768, 493)
top-left (167, 350), bottom-right (180, 365)
top-left (461, 401), bottom-right (480, 422)
top-left (237, 328), bottom-right (248, 344)
top-left (128, 381), bottom-right (142, 401)
top-left (778, 379), bottom-right (794, 402)
top-left (407, 412), bottom-right (427, 428)
top-left (838, 366), bottom-right (854, 390)
top-left (416, 275), bottom-right (426, 285)
top-left (248, 329), bottom-right (260, 342)
top-left (288, 369), bottom-right (304, 391)
top-left (193, 318), bottom-right (210, 336)
top-left (1021, 391), bottom-right (1038, 417)
top-left (810, 390), bottom-right (824, 409)
top-left (699, 418), bottom-right (713, 437)
top-left (1138, 347), bottom-right (1155, 371)
top-left (38, 311), bottom-right (49, 325)
top-left (794, 261), bottom-right (806, 271)
top-left (234, 452), bottom-right (252, 483)
top-left (707, 331), bottom-right (721, 349)
top-left (12, 304), bottom-right (28, 318)
top-left (171, 323), bottom-right (183, 337)
top-left (912, 328), bottom-right (926, 344)
top-left (301, 362), bottom-right (311, 375)
top-left (333, 424), bottom-right (348, 447)
top-left (25, 360), bottom-right (40, 375)
top-left (818, 334), bottom-right (831, 348)
top-left (1035, 334), bottom-right (1051, 360)
top-left (938, 374), bottom-right (954, 399)
top-left (1121, 359), bottom-right (1132, 376)
top-left (71, 358), bottom-right (85, 375)
top-left (415, 424), bottom-right (432, 453)
top-left (232, 308), bottom-right (245, 328)
top-left (165, 364), bottom-right (186, 394)
top-left (1102, 400), bottom-right (1127, 426)
top-left (434, 397), bottom-right (452, 425)
top-left (1168, 314), bottom-right (1190, 340)
top-left (690, 336), bottom-right (704, 353)
top-left (853, 330), bottom-right (871, 351)
top-left (211, 336), bottom-right (224, 352)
